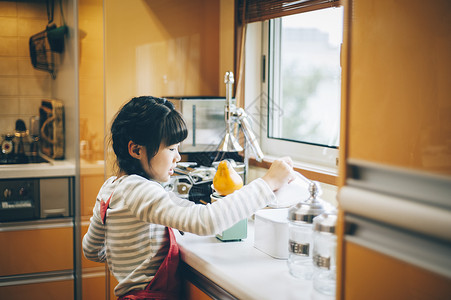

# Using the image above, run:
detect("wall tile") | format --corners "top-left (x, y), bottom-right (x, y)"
top-left (0, 57), bottom-right (19, 76)
top-left (18, 37), bottom-right (31, 57)
top-left (0, 77), bottom-right (19, 96)
top-left (17, 2), bottom-right (46, 18)
top-left (19, 77), bottom-right (51, 97)
top-left (0, 97), bottom-right (20, 115)
top-left (0, 37), bottom-right (18, 56)
top-left (0, 115), bottom-right (18, 134)
top-left (19, 97), bottom-right (42, 116)
top-left (17, 18), bottom-right (47, 37)
top-left (18, 57), bottom-right (42, 76)
top-left (0, 17), bottom-right (18, 36)
top-left (0, 1), bottom-right (52, 134)
top-left (0, 2), bottom-right (17, 17)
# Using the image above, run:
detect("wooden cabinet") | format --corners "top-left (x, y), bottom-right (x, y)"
top-left (80, 172), bottom-right (107, 300)
top-left (80, 174), bottom-right (105, 217)
top-left (344, 242), bottom-right (451, 300)
top-left (82, 272), bottom-right (107, 300)
top-left (185, 281), bottom-right (213, 300)
top-left (343, 0), bottom-right (451, 177)
top-left (338, 0), bottom-right (451, 299)
top-left (0, 279), bottom-right (74, 300)
top-left (0, 223), bottom-right (73, 276)
top-left (0, 220), bottom-right (74, 299)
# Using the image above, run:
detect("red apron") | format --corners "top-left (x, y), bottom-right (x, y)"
top-left (100, 193), bottom-right (183, 300)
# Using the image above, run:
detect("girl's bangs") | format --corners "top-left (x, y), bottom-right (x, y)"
top-left (162, 111), bottom-right (188, 146)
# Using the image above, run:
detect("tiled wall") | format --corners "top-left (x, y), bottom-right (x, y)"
top-left (0, 1), bottom-right (51, 135)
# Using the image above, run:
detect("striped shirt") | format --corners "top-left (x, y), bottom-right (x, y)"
top-left (82, 174), bottom-right (275, 296)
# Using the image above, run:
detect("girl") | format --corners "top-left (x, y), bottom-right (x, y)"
top-left (82, 96), bottom-right (294, 299)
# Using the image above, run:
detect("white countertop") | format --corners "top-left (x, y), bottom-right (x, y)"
top-left (0, 157), bottom-right (76, 179)
top-left (176, 218), bottom-right (335, 300)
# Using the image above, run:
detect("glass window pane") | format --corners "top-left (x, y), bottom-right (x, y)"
top-left (268, 7), bottom-right (343, 148)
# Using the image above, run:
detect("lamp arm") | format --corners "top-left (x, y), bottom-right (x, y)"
top-left (236, 108), bottom-right (264, 162)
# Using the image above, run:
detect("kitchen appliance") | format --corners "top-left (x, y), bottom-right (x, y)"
top-left (166, 97), bottom-right (228, 153)
top-left (39, 99), bottom-right (64, 159)
top-left (13, 119), bottom-right (29, 163)
top-left (162, 163), bottom-right (216, 204)
top-left (0, 177), bottom-right (73, 222)
top-left (162, 160), bottom-right (246, 205)
top-left (0, 131), bottom-right (49, 165)
top-left (0, 134), bottom-right (15, 164)
top-left (254, 208), bottom-right (289, 259)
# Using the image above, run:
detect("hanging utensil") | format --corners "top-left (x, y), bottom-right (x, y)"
top-left (28, 0), bottom-right (67, 78)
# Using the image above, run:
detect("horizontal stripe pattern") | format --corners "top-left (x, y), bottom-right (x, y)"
top-left (82, 175), bottom-right (274, 296)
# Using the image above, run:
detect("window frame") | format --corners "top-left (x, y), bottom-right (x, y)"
top-left (244, 13), bottom-right (341, 174)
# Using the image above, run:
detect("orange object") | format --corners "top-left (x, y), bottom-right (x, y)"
top-left (213, 160), bottom-right (243, 196)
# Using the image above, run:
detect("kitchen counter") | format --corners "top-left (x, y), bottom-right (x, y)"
top-left (0, 157), bottom-right (76, 179)
top-left (176, 217), bottom-right (335, 300)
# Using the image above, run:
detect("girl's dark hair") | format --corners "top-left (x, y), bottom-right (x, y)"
top-left (110, 96), bottom-right (187, 178)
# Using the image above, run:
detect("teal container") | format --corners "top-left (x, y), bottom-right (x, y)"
top-left (216, 218), bottom-right (247, 242)
top-left (211, 192), bottom-right (248, 242)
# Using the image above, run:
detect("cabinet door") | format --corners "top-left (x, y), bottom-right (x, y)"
top-left (344, 241), bottom-right (451, 300)
top-left (81, 174), bottom-right (105, 217)
top-left (81, 219), bottom-right (107, 299)
top-left (345, 0), bottom-right (451, 176)
top-left (185, 281), bottom-right (212, 300)
top-left (83, 273), bottom-right (107, 300)
top-left (109, 272), bottom-right (119, 300)
top-left (0, 224), bottom-right (73, 276)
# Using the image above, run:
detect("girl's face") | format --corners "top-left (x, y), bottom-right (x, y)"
top-left (141, 143), bottom-right (181, 182)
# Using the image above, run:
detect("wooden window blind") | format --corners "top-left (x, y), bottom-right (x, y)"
top-left (237, 0), bottom-right (341, 24)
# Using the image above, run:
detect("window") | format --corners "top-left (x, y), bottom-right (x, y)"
top-left (245, 6), bottom-right (343, 171)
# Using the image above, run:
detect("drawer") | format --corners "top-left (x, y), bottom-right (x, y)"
top-left (82, 271), bottom-right (106, 300)
top-left (0, 221), bottom-right (73, 276)
top-left (0, 277), bottom-right (73, 300)
top-left (344, 241), bottom-right (451, 300)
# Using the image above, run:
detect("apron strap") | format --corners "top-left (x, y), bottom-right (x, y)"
top-left (100, 192), bottom-right (113, 224)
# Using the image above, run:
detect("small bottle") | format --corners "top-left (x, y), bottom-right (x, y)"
top-left (287, 182), bottom-right (324, 280)
top-left (1, 134), bottom-right (15, 163)
top-left (312, 210), bottom-right (337, 296)
top-left (14, 119), bottom-right (30, 163)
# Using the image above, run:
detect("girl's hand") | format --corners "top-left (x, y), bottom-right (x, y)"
top-left (261, 157), bottom-right (295, 191)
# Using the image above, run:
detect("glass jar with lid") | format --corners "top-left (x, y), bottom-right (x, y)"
top-left (287, 182), bottom-right (324, 279)
top-left (312, 210), bottom-right (337, 296)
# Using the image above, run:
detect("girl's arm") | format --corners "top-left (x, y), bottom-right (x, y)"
top-left (124, 176), bottom-right (275, 236)
top-left (168, 191), bottom-right (197, 207)
top-left (82, 200), bottom-right (107, 262)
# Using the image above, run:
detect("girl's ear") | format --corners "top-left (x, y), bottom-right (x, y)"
top-left (128, 141), bottom-right (143, 159)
